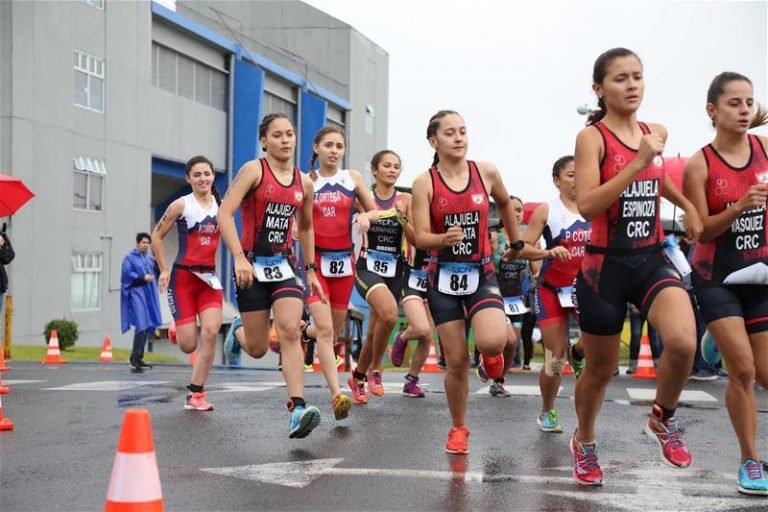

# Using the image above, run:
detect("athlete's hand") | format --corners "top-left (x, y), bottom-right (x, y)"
top-left (234, 254), bottom-right (256, 289)
top-left (733, 184), bottom-right (768, 214)
top-left (441, 225), bottom-right (464, 248)
top-left (501, 247), bottom-right (520, 262)
top-left (547, 246), bottom-right (570, 261)
top-left (394, 200), bottom-right (406, 222)
top-left (158, 271), bottom-right (170, 294)
top-left (353, 212), bottom-right (371, 234)
top-left (636, 134), bottom-right (665, 169)
top-left (307, 272), bottom-right (327, 304)
top-left (683, 208), bottom-right (703, 243)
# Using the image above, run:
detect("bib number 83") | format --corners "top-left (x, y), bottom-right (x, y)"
top-left (263, 266), bottom-right (283, 281)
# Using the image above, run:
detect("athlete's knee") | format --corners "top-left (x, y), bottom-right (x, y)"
top-left (243, 343), bottom-right (268, 359)
top-left (274, 319), bottom-right (301, 344)
top-left (199, 323), bottom-right (220, 343)
top-left (409, 320), bottom-right (432, 341)
top-left (729, 362), bottom-right (756, 390)
top-left (445, 354), bottom-right (470, 375)
top-left (378, 308), bottom-right (398, 329)
top-left (312, 321), bottom-right (334, 343)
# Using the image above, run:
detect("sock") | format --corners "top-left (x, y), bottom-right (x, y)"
top-left (288, 397), bottom-right (306, 410)
top-left (405, 373), bottom-right (419, 383)
top-left (353, 369), bottom-right (366, 381)
top-left (652, 401), bottom-right (676, 422)
top-left (187, 383), bottom-right (203, 394)
top-left (494, 378), bottom-right (505, 384)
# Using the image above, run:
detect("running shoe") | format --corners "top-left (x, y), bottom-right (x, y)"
top-left (128, 359), bottom-right (142, 372)
top-left (137, 360), bottom-right (153, 370)
top-left (645, 415), bottom-right (692, 468)
top-left (223, 315), bottom-right (243, 366)
top-left (304, 363), bottom-right (314, 373)
top-left (521, 364), bottom-right (531, 371)
top-left (568, 345), bottom-right (585, 379)
top-left (570, 433), bottom-right (603, 486)
top-left (537, 409), bottom-right (563, 433)
top-left (481, 353), bottom-right (504, 380)
top-left (445, 425), bottom-right (470, 454)
top-left (367, 370), bottom-right (384, 396)
top-left (489, 381), bottom-right (511, 397)
top-left (437, 357), bottom-right (447, 370)
top-left (476, 360), bottom-right (489, 383)
top-left (390, 330), bottom-right (408, 367)
top-left (288, 405), bottom-right (321, 439)
top-left (184, 391), bottom-right (213, 411)
top-left (738, 458), bottom-right (768, 495)
top-left (332, 392), bottom-right (351, 421)
top-left (347, 375), bottom-right (368, 404)
top-left (689, 368), bottom-right (718, 381)
top-left (701, 330), bottom-right (722, 366)
top-left (403, 378), bottom-right (425, 397)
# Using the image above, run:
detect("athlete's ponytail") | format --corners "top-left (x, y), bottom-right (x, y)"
top-left (586, 48), bottom-right (641, 127)
top-left (706, 72), bottom-right (768, 129)
top-left (211, 183), bottom-right (222, 206)
top-left (752, 104), bottom-right (768, 129)
top-left (309, 151), bottom-right (318, 181)
top-left (426, 110), bottom-right (458, 168)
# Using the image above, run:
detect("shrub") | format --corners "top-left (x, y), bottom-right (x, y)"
top-left (43, 319), bottom-right (79, 351)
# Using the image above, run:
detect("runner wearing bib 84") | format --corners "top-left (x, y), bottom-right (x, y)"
top-left (218, 114), bottom-right (327, 440)
top-left (411, 110), bottom-right (523, 455)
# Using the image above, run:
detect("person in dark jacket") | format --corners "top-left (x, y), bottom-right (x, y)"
top-left (120, 232), bottom-right (162, 371)
top-left (0, 227), bottom-right (15, 324)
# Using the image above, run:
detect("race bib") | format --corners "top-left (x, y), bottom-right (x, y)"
top-left (253, 256), bottom-right (295, 282)
top-left (366, 250), bottom-right (397, 278)
top-left (320, 252), bottom-right (353, 278)
top-left (557, 286), bottom-right (575, 308)
top-left (437, 263), bottom-right (479, 296)
top-left (408, 269), bottom-right (427, 292)
top-left (192, 271), bottom-right (223, 290)
top-left (503, 295), bottom-right (528, 315)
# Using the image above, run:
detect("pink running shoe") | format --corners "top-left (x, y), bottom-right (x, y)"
top-left (390, 331), bottom-right (408, 367)
top-left (645, 414), bottom-right (692, 468)
top-left (184, 391), bottom-right (213, 411)
top-left (570, 433), bottom-right (603, 486)
top-left (347, 375), bottom-right (368, 404)
top-left (367, 370), bottom-right (384, 396)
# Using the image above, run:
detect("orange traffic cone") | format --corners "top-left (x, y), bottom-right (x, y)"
top-left (0, 371), bottom-right (9, 394)
top-left (562, 360), bottom-right (574, 375)
top-left (0, 395), bottom-right (13, 431)
top-left (40, 330), bottom-right (67, 364)
top-left (100, 337), bottom-right (113, 362)
top-left (421, 341), bottom-right (441, 373)
top-left (0, 339), bottom-right (11, 371)
top-left (105, 409), bottom-right (164, 512)
top-left (632, 335), bottom-right (657, 379)
top-left (311, 347), bottom-right (321, 372)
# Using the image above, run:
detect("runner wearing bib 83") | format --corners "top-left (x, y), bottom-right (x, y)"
top-left (411, 110), bottom-right (522, 455)
top-left (218, 113), bottom-right (327, 440)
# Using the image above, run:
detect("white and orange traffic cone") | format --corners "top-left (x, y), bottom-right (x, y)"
top-left (105, 408), bottom-right (164, 512)
top-left (100, 337), bottom-right (113, 362)
top-left (0, 371), bottom-right (9, 394)
top-left (632, 335), bottom-right (657, 380)
top-left (40, 330), bottom-right (67, 364)
top-left (421, 341), bottom-right (441, 373)
top-left (0, 395), bottom-right (13, 431)
top-left (0, 340), bottom-right (11, 371)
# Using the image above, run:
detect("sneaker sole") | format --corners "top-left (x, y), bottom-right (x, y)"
top-left (289, 406), bottom-right (321, 439)
top-left (644, 423), bottom-right (691, 469)
top-left (569, 437), bottom-right (603, 486)
top-left (445, 447), bottom-right (469, 455)
top-left (184, 404), bottom-right (214, 411)
top-left (737, 485), bottom-right (768, 496)
top-left (402, 391), bottom-right (425, 398)
top-left (333, 395), bottom-right (352, 421)
top-left (537, 418), bottom-right (563, 433)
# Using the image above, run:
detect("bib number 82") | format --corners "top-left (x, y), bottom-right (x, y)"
top-left (329, 260), bottom-right (345, 275)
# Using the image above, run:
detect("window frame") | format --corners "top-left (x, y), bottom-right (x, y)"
top-left (73, 50), bottom-right (105, 113)
top-left (73, 155), bottom-right (106, 212)
top-left (70, 252), bottom-right (103, 312)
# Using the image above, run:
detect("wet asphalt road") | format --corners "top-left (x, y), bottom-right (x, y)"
top-left (0, 362), bottom-right (766, 512)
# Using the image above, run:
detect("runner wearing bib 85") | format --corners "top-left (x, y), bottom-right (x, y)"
top-left (302, 126), bottom-right (380, 421)
top-left (218, 113), bottom-right (327, 440)
top-left (571, 48), bottom-right (703, 486)
top-left (521, 156), bottom-right (590, 434)
top-left (411, 110), bottom-right (522, 455)
top-left (349, 150), bottom-right (410, 403)
top-left (683, 72), bottom-right (768, 496)
top-left (152, 156), bottom-right (223, 412)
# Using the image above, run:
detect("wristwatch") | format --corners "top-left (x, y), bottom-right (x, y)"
top-left (504, 240), bottom-right (525, 251)
top-left (304, 262), bottom-right (318, 272)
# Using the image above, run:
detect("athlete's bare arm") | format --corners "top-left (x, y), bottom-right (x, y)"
top-left (298, 174), bottom-right (327, 303)
top-left (412, 172), bottom-right (460, 250)
top-left (151, 198), bottom-right (185, 293)
top-left (350, 170), bottom-right (380, 226)
top-left (398, 192), bottom-right (417, 246)
top-left (520, 203), bottom-right (569, 261)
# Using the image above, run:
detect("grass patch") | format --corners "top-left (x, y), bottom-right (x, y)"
top-left (7, 345), bottom-right (181, 363)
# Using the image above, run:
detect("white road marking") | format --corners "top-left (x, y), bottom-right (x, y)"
top-left (2, 379), bottom-right (46, 385)
top-left (627, 388), bottom-right (718, 402)
top-left (43, 381), bottom-right (169, 391)
top-left (475, 385), bottom-right (562, 396)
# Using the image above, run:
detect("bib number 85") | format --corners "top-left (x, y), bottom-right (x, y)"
top-left (373, 260), bottom-right (389, 274)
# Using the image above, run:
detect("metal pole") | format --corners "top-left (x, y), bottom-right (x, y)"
top-left (4, 295), bottom-right (12, 359)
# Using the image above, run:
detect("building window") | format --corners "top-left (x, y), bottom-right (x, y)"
top-left (151, 43), bottom-right (227, 111)
top-left (71, 253), bottom-right (102, 311)
top-left (83, 0), bottom-right (104, 9)
top-left (74, 50), bottom-right (105, 112)
top-left (73, 155), bottom-right (106, 211)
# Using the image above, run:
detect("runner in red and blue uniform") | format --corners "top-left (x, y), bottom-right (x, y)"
top-left (152, 155), bottom-right (223, 412)
top-left (521, 156), bottom-right (589, 433)
top-left (571, 48), bottom-right (703, 486)
top-left (218, 113), bottom-right (327, 440)
top-left (302, 126), bottom-right (379, 420)
top-left (683, 72), bottom-right (768, 496)
top-left (412, 110), bottom-right (522, 455)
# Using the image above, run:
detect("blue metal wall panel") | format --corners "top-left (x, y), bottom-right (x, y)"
top-left (299, 91), bottom-right (327, 172)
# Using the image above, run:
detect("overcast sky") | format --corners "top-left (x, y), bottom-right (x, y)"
top-left (303, 0), bottom-right (767, 202)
